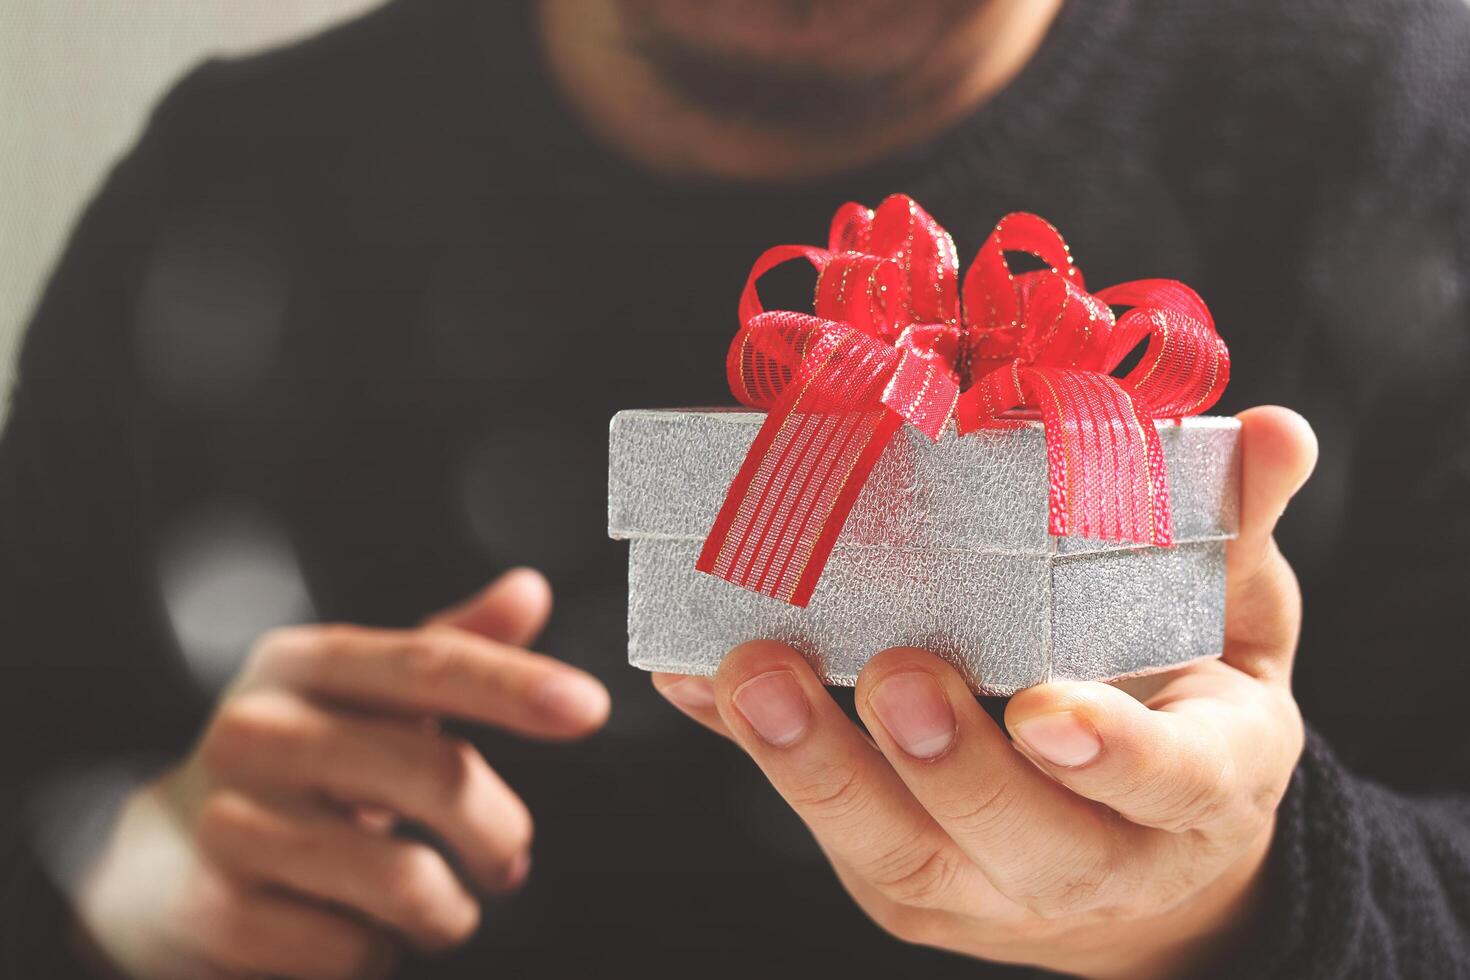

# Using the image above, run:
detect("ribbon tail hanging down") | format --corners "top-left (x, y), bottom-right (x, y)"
top-left (697, 314), bottom-right (955, 607)
top-left (957, 364), bottom-right (1174, 546)
top-left (695, 402), bottom-right (902, 608)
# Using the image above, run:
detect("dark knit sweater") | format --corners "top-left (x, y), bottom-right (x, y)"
top-left (4, 0), bottom-right (1470, 975)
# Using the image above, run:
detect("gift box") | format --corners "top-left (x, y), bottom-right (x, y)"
top-left (610, 196), bottom-right (1238, 695)
top-left (609, 409), bottom-right (1238, 695)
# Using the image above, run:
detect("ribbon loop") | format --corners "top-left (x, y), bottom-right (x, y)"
top-left (1095, 279), bottom-right (1230, 417)
top-left (701, 199), bottom-right (1229, 604)
top-left (813, 253), bottom-right (905, 340)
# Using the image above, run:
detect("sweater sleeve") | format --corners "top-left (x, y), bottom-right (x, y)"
top-left (1241, 730), bottom-right (1470, 978)
top-left (0, 62), bottom-right (224, 977)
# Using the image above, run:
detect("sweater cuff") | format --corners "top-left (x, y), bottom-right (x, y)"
top-left (1229, 726), bottom-right (1366, 980)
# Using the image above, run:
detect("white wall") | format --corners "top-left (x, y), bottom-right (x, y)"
top-left (0, 0), bottom-right (384, 415)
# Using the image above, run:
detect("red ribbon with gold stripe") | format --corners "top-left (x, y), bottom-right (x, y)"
top-left (696, 197), bottom-right (1230, 607)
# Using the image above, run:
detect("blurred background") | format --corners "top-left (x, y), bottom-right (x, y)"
top-left (0, 0), bottom-right (383, 419)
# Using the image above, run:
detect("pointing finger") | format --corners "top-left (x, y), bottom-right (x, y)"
top-left (425, 567), bottom-right (553, 648)
top-left (246, 623), bottom-right (609, 739)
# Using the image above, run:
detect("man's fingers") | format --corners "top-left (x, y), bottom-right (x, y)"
top-left (425, 567), bottom-right (553, 647)
top-left (199, 691), bottom-right (533, 894)
top-left (197, 790), bottom-right (481, 951)
top-left (1224, 406), bottom-right (1317, 681)
top-left (1004, 669), bottom-right (1301, 836)
top-left (181, 876), bottom-right (395, 980)
top-left (1231, 407), bottom-right (1318, 573)
top-left (247, 623), bottom-right (609, 739)
top-left (712, 642), bottom-right (986, 913)
top-left (855, 648), bottom-right (1124, 911)
top-left (650, 673), bottom-right (732, 738)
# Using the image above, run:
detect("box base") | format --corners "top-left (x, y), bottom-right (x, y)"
top-left (627, 537), bottom-right (1227, 696)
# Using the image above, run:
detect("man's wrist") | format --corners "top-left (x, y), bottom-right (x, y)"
top-left (1089, 822), bottom-right (1275, 980)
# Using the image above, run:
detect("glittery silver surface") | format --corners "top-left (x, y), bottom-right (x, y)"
top-left (609, 409), bottom-right (1240, 695)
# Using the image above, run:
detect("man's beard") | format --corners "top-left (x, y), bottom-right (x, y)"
top-left (620, 0), bottom-right (988, 133)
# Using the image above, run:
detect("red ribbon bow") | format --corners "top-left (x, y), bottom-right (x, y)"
top-left (696, 195), bottom-right (1230, 607)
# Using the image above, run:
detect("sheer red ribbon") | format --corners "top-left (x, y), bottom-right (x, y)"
top-left (696, 196), bottom-right (1230, 607)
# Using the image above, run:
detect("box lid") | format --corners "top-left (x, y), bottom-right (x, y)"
top-left (608, 409), bottom-right (1239, 555)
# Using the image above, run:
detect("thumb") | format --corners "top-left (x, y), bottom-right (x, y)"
top-left (1223, 406), bottom-right (1318, 682)
top-left (425, 567), bottom-right (553, 648)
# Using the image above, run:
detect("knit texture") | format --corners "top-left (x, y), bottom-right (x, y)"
top-left (3, 0), bottom-right (1469, 975)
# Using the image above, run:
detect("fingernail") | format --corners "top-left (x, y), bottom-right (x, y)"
top-left (732, 670), bottom-right (810, 747)
top-left (661, 676), bottom-right (716, 710)
top-left (537, 672), bottom-right (610, 724)
top-left (868, 671), bottom-right (956, 759)
top-left (1013, 712), bottom-right (1102, 767)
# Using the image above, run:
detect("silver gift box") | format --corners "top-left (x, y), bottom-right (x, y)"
top-left (608, 409), bottom-right (1240, 696)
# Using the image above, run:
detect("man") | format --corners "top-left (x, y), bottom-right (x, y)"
top-left (3, 0), bottom-right (1468, 976)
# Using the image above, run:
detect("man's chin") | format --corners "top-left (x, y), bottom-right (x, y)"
top-left (615, 0), bottom-right (986, 70)
top-left (616, 0), bottom-right (987, 130)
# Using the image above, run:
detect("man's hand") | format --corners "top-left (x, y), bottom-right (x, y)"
top-left (74, 568), bottom-right (609, 980)
top-left (654, 406), bottom-right (1317, 978)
